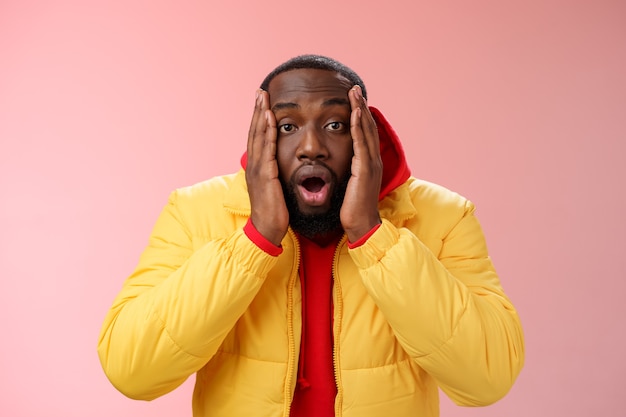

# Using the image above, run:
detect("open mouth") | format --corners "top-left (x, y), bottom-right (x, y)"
top-left (294, 165), bottom-right (333, 207)
top-left (297, 175), bottom-right (330, 207)
top-left (301, 177), bottom-right (326, 193)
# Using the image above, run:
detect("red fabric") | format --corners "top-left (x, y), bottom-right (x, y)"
top-left (368, 106), bottom-right (411, 200)
top-left (243, 219), bottom-right (283, 256)
top-left (290, 235), bottom-right (339, 417)
top-left (347, 223), bottom-right (381, 249)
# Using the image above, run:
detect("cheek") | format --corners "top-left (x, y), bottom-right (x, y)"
top-left (333, 139), bottom-right (354, 172)
top-left (276, 141), bottom-right (296, 181)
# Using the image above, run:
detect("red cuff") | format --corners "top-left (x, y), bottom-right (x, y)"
top-left (243, 219), bottom-right (283, 256)
top-left (347, 223), bottom-right (382, 249)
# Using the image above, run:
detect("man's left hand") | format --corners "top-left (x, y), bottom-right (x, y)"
top-left (341, 85), bottom-right (383, 243)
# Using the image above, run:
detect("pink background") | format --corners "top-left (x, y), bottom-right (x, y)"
top-left (1, 1), bottom-right (624, 415)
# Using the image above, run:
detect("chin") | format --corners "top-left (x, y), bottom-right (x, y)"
top-left (281, 168), bottom-right (350, 238)
top-left (297, 202), bottom-right (332, 216)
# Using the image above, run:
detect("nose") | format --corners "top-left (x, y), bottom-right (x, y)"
top-left (296, 127), bottom-right (328, 161)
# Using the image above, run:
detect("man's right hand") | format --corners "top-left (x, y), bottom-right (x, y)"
top-left (245, 89), bottom-right (289, 246)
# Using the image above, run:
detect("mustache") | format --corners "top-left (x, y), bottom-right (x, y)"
top-left (279, 165), bottom-right (351, 239)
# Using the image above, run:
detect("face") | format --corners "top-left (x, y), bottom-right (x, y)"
top-left (267, 68), bottom-right (354, 238)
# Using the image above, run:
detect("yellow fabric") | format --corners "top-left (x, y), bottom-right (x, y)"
top-left (98, 170), bottom-right (524, 416)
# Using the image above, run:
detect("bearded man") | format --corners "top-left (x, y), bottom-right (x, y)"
top-left (98, 54), bottom-right (525, 417)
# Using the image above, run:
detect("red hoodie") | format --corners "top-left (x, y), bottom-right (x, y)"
top-left (243, 107), bottom-right (411, 416)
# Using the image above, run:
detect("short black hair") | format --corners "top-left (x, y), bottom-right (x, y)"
top-left (260, 54), bottom-right (367, 99)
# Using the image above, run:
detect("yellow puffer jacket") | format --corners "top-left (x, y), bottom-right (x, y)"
top-left (98, 170), bottom-right (524, 417)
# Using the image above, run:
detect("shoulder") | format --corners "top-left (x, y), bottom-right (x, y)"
top-left (166, 170), bottom-right (248, 213)
top-left (384, 177), bottom-right (474, 219)
top-left (172, 171), bottom-right (244, 202)
top-left (157, 170), bottom-right (248, 240)
top-left (163, 170), bottom-right (246, 218)
top-left (383, 178), bottom-right (476, 240)
top-left (405, 177), bottom-right (474, 215)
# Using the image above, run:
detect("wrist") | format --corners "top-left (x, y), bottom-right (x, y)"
top-left (347, 223), bottom-right (381, 248)
top-left (345, 218), bottom-right (381, 244)
top-left (250, 215), bottom-right (286, 247)
top-left (244, 219), bottom-right (284, 255)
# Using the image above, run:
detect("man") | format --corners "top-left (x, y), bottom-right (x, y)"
top-left (98, 55), bottom-right (524, 417)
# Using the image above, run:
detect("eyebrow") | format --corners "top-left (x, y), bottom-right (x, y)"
top-left (322, 97), bottom-right (350, 108)
top-left (271, 102), bottom-right (300, 112)
top-left (271, 97), bottom-right (351, 112)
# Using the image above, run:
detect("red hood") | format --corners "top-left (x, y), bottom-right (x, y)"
top-left (240, 106), bottom-right (411, 201)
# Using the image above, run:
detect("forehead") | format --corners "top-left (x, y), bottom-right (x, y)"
top-left (267, 68), bottom-right (353, 106)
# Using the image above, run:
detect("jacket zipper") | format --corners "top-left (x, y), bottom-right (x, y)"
top-left (332, 235), bottom-right (347, 417)
top-left (283, 229), bottom-right (300, 417)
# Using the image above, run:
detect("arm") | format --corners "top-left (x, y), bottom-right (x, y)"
top-left (98, 89), bottom-right (286, 400)
top-left (341, 86), bottom-right (523, 404)
top-left (350, 203), bottom-right (525, 406)
top-left (97, 191), bottom-right (278, 400)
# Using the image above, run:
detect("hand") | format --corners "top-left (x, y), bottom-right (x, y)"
top-left (341, 85), bottom-right (383, 242)
top-left (245, 90), bottom-right (289, 246)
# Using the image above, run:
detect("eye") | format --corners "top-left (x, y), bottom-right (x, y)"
top-left (326, 121), bottom-right (346, 131)
top-left (278, 124), bottom-right (296, 134)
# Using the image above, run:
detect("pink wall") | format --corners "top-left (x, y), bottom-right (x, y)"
top-left (1, 1), bottom-right (624, 415)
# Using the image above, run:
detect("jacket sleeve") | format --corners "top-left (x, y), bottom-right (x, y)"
top-left (97, 190), bottom-right (277, 400)
top-left (348, 201), bottom-right (525, 406)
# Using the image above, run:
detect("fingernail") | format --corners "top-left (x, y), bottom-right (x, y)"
top-left (256, 90), bottom-right (261, 105)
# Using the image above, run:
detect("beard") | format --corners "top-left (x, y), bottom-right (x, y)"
top-left (281, 167), bottom-right (350, 240)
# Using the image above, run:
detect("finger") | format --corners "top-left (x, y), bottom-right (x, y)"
top-left (349, 86), bottom-right (372, 160)
top-left (261, 108), bottom-right (278, 161)
top-left (248, 90), bottom-right (275, 163)
top-left (247, 89), bottom-right (265, 157)
top-left (352, 86), bottom-right (380, 159)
